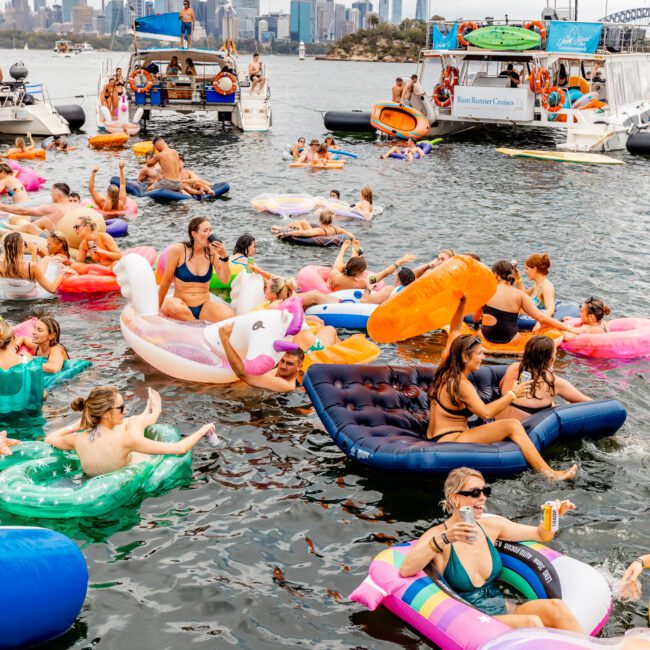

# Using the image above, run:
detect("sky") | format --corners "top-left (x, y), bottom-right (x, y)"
top-left (258, 0), bottom-right (650, 22)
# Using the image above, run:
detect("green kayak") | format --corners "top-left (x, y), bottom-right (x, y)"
top-left (465, 26), bottom-right (541, 51)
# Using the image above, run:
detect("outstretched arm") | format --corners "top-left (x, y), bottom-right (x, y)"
top-left (88, 166), bottom-right (104, 206)
top-left (332, 240), bottom-right (350, 273)
top-left (521, 293), bottom-right (573, 332)
top-left (128, 422), bottom-right (214, 456)
top-left (441, 295), bottom-right (467, 362)
top-left (371, 253), bottom-right (416, 284)
top-left (118, 160), bottom-right (127, 205)
top-left (490, 500), bottom-right (576, 544)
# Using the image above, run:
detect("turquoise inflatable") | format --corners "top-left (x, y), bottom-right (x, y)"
top-left (0, 424), bottom-right (192, 518)
top-left (0, 526), bottom-right (87, 648)
top-left (0, 357), bottom-right (44, 415)
top-left (43, 359), bottom-right (92, 390)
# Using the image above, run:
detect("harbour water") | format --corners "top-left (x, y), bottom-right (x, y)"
top-left (0, 50), bottom-right (649, 648)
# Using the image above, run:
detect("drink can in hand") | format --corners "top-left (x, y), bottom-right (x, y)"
top-left (543, 500), bottom-right (559, 532)
top-left (519, 370), bottom-right (532, 383)
top-left (204, 430), bottom-right (220, 447)
top-left (460, 505), bottom-right (478, 541)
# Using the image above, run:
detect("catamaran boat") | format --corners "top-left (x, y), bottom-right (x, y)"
top-left (388, 17), bottom-right (650, 151)
top-left (0, 64), bottom-right (70, 136)
top-left (101, 12), bottom-right (271, 132)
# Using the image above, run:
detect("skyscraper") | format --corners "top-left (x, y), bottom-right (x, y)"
top-left (290, 0), bottom-right (312, 42)
top-left (105, 0), bottom-right (125, 31)
top-left (62, 0), bottom-right (80, 22)
top-left (415, 0), bottom-right (426, 21)
top-left (351, 1), bottom-right (371, 28)
top-left (33, 0), bottom-right (46, 12)
top-left (232, 0), bottom-right (258, 39)
top-left (390, 0), bottom-right (401, 24)
top-left (378, 0), bottom-right (387, 22)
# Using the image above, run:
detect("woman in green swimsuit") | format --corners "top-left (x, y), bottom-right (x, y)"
top-left (400, 467), bottom-right (583, 632)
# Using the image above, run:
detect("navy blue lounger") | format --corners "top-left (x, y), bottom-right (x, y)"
top-left (303, 364), bottom-right (626, 475)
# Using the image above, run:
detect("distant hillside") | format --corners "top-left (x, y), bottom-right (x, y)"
top-left (324, 18), bottom-right (428, 62)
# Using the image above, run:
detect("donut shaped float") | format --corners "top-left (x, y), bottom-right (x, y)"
top-left (350, 533), bottom-right (612, 649)
top-left (105, 218), bottom-right (129, 237)
top-left (561, 317), bottom-right (650, 359)
top-left (302, 363), bottom-right (626, 475)
top-left (0, 259), bottom-right (60, 300)
top-left (368, 255), bottom-right (497, 344)
top-left (116, 253), bottom-right (304, 384)
top-left (92, 197), bottom-right (139, 219)
top-left (306, 288), bottom-right (377, 329)
top-left (0, 424), bottom-right (191, 519)
top-left (297, 265), bottom-right (383, 294)
top-left (251, 193), bottom-right (316, 217)
top-left (0, 527), bottom-right (87, 648)
top-left (279, 224), bottom-right (350, 247)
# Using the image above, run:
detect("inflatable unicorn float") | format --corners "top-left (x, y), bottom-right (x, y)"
top-left (115, 254), bottom-right (305, 383)
top-left (98, 95), bottom-right (142, 136)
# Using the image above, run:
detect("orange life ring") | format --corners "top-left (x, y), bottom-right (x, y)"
top-left (524, 20), bottom-right (547, 41)
top-left (129, 69), bottom-right (153, 94)
top-left (433, 84), bottom-right (452, 108)
top-left (542, 87), bottom-right (566, 113)
top-left (458, 21), bottom-right (478, 47)
top-left (212, 72), bottom-right (238, 95)
top-left (443, 65), bottom-right (459, 89)
top-left (533, 67), bottom-right (551, 94)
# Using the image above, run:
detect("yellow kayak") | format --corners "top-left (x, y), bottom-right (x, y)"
top-left (496, 148), bottom-right (625, 165)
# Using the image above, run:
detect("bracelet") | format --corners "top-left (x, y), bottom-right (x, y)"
top-left (635, 557), bottom-right (646, 569)
top-left (441, 532), bottom-right (450, 545)
top-left (508, 390), bottom-right (517, 401)
top-left (219, 256), bottom-right (229, 262)
top-left (429, 535), bottom-right (443, 553)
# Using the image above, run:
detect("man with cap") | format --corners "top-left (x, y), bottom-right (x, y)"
top-left (297, 139), bottom-right (320, 164)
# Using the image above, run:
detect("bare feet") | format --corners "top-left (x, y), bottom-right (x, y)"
top-left (547, 464), bottom-right (578, 481)
top-left (271, 225), bottom-right (281, 233)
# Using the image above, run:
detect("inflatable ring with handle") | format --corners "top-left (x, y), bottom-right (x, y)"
top-left (532, 67), bottom-right (551, 94)
top-left (129, 69), bottom-right (153, 94)
top-left (542, 87), bottom-right (566, 113)
top-left (458, 21), bottom-right (478, 47)
top-left (443, 65), bottom-right (459, 90)
top-left (212, 71), bottom-right (238, 95)
top-left (524, 20), bottom-right (547, 41)
top-left (433, 84), bottom-right (452, 108)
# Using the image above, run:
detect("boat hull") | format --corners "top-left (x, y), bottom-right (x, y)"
top-left (370, 102), bottom-right (430, 140)
top-left (0, 104), bottom-right (70, 136)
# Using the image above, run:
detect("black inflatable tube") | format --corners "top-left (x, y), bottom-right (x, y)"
top-left (626, 132), bottom-right (650, 155)
top-left (324, 111), bottom-right (374, 133)
top-left (55, 104), bottom-right (86, 130)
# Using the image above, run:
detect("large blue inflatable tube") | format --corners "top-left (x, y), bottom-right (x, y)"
top-left (0, 526), bottom-right (87, 648)
top-left (303, 364), bottom-right (627, 475)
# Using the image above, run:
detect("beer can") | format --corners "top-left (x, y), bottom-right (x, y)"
top-left (460, 506), bottom-right (478, 541)
top-left (543, 500), bottom-right (559, 532)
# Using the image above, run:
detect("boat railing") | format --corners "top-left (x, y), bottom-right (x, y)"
top-left (425, 19), bottom-right (648, 54)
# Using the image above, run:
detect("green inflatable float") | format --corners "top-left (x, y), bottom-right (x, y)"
top-left (0, 424), bottom-right (191, 518)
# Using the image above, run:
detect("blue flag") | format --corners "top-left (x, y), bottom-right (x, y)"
top-left (547, 21), bottom-right (602, 54)
top-left (432, 23), bottom-right (459, 50)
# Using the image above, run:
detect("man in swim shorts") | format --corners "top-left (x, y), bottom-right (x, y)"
top-left (401, 74), bottom-right (418, 106)
top-left (219, 324), bottom-right (303, 392)
top-left (179, 0), bottom-right (195, 48)
top-left (248, 53), bottom-right (266, 95)
top-left (146, 136), bottom-right (186, 194)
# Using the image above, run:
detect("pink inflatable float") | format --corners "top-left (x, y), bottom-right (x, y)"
top-left (297, 265), bottom-right (383, 294)
top-left (561, 317), bottom-right (650, 359)
top-left (5, 159), bottom-right (46, 192)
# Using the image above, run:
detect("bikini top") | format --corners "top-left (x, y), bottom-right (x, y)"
top-left (174, 246), bottom-right (212, 284)
top-left (434, 393), bottom-right (473, 419)
top-left (442, 522), bottom-right (503, 593)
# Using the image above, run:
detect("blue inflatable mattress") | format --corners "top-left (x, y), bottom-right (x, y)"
top-left (303, 364), bottom-right (626, 475)
top-left (111, 177), bottom-right (230, 202)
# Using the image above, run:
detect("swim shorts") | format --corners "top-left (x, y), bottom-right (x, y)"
top-left (181, 21), bottom-right (192, 35)
top-left (151, 179), bottom-right (183, 192)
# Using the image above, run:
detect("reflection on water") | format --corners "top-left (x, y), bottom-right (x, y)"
top-left (0, 49), bottom-right (649, 648)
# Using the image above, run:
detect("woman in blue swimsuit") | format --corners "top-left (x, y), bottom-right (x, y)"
top-left (400, 467), bottom-right (583, 632)
top-left (158, 217), bottom-right (234, 322)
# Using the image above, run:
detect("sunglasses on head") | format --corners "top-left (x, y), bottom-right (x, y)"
top-left (458, 486), bottom-right (491, 498)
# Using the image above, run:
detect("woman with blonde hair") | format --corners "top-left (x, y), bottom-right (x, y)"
top-left (45, 386), bottom-right (216, 477)
top-left (72, 215), bottom-right (122, 269)
top-left (400, 467), bottom-right (581, 631)
top-left (272, 208), bottom-right (354, 242)
top-left (89, 160), bottom-right (127, 214)
top-left (352, 185), bottom-right (373, 220)
top-left (5, 132), bottom-right (35, 158)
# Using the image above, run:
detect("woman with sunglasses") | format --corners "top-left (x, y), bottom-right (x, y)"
top-left (562, 297), bottom-right (611, 338)
top-left (45, 386), bottom-right (216, 477)
top-left (72, 215), bottom-right (122, 270)
top-left (400, 467), bottom-right (581, 631)
top-left (498, 335), bottom-right (591, 421)
top-left (426, 334), bottom-right (577, 480)
top-left (290, 137), bottom-right (306, 158)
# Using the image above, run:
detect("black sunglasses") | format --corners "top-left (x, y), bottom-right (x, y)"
top-left (458, 486), bottom-right (491, 498)
top-left (114, 403), bottom-right (125, 413)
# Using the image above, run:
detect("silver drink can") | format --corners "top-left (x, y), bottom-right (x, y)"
top-left (460, 506), bottom-right (478, 541)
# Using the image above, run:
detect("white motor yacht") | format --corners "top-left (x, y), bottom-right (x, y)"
top-left (0, 64), bottom-right (70, 136)
top-left (389, 13), bottom-right (650, 151)
top-left (53, 40), bottom-right (74, 58)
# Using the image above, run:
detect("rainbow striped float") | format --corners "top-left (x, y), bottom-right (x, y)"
top-left (350, 536), bottom-right (613, 649)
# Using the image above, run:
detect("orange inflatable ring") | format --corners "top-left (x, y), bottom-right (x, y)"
top-left (129, 69), bottom-right (153, 94)
top-left (212, 72), bottom-right (238, 95)
top-left (88, 133), bottom-right (129, 150)
top-left (542, 87), bottom-right (566, 113)
top-left (5, 149), bottom-right (46, 161)
top-left (458, 21), bottom-right (478, 47)
top-left (462, 323), bottom-right (563, 356)
top-left (524, 20), bottom-right (547, 41)
top-left (433, 84), bottom-right (452, 108)
top-left (367, 255), bottom-right (497, 344)
top-left (443, 66), bottom-right (459, 90)
top-left (534, 68), bottom-right (551, 94)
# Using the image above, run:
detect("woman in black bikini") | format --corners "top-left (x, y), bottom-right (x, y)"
top-left (426, 334), bottom-right (577, 480)
top-left (0, 232), bottom-right (64, 294)
top-left (158, 217), bottom-right (234, 323)
top-left (498, 335), bottom-right (591, 422)
top-left (478, 260), bottom-right (575, 346)
top-left (100, 77), bottom-right (117, 118)
top-left (272, 208), bottom-right (354, 243)
top-left (114, 68), bottom-right (125, 107)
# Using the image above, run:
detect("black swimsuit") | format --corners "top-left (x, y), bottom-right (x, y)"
top-left (429, 395), bottom-right (474, 442)
top-left (481, 305), bottom-right (519, 344)
top-left (512, 402), bottom-right (553, 415)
